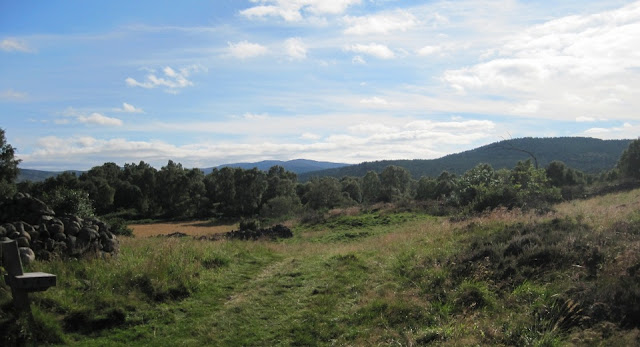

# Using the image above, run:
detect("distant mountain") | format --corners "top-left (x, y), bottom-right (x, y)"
top-left (299, 137), bottom-right (632, 181)
top-left (201, 159), bottom-right (350, 175)
top-left (17, 169), bottom-right (84, 183)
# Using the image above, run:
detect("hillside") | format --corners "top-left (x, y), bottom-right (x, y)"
top-left (202, 159), bottom-right (349, 175)
top-left (17, 169), bottom-right (84, 183)
top-left (300, 137), bottom-right (632, 181)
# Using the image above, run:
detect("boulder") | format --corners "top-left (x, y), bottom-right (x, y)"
top-left (19, 247), bottom-right (36, 265)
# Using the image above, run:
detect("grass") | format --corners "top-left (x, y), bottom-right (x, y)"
top-left (2, 188), bottom-right (640, 345)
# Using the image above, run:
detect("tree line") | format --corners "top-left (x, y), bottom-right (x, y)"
top-left (2, 128), bottom-right (640, 223)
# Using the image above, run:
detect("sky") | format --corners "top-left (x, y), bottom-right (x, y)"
top-left (1, 0), bottom-right (639, 171)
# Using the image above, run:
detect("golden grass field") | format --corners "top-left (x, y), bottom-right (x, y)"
top-left (129, 220), bottom-right (238, 237)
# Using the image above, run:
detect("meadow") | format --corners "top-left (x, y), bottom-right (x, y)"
top-left (2, 188), bottom-right (640, 346)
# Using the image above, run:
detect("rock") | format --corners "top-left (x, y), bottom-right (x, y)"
top-left (65, 221), bottom-right (81, 236)
top-left (49, 223), bottom-right (64, 235)
top-left (20, 230), bottom-right (31, 243)
top-left (19, 247), bottom-right (36, 265)
top-left (1, 193), bottom-right (119, 260)
top-left (16, 236), bottom-right (30, 248)
top-left (102, 238), bottom-right (117, 253)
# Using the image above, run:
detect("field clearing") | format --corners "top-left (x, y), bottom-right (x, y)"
top-left (6, 188), bottom-right (640, 345)
top-left (129, 220), bottom-right (238, 237)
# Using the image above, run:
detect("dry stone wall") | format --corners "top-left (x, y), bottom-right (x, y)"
top-left (0, 193), bottom-right (119, 264)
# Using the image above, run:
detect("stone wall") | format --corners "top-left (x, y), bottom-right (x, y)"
top-left (0, 193), bottom-right (119, 264)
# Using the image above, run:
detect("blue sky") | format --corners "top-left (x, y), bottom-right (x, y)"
top-left (1, 0), bottom-right (639, 171)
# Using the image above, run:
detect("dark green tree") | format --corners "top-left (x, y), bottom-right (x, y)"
top-left (361, 171), bottom-right (381, 204)
top-left (303, 177), bottom-right (349, 210)
top-left (379, 165), bottom-right (411, 202)
top-left (0, 128), bottom-right (21, 198)
top-left (340, 177), bottom-right (362, 203)
top-left (416, 176), bottom-right (437, 201)
top-left (618, 138), bottom-right (640, 180)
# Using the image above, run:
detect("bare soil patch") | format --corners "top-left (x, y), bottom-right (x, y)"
top-left (130, 220), bottom-right (238, 238)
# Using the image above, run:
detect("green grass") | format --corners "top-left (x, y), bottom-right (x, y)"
top-left (2, 189), bottom-right (640, 345)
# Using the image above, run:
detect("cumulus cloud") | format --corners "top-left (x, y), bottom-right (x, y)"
top-left (300, 132), bottom-right (321, 140)
top-left (59, 107), bottom-right (123, 127)
top-left (19, 115), bottom-right (499, 170)
top-left (114, 102), bottom-right (144, 113)
top-left (441, 1), bottom-right (640, 120)
top-left (227, 41), bottom-right (268, 59)
top-left (352, 55), bottom-right (366, 64)
top-left (346, 43), bottom-right (395, 59)
top-left (284, 37), bottom-right (307, 60)
top-left (126, 65), bottom-right (205, 93)
top-left (360, 97), bottom-right (389, 105)
top-left (0, 38), bottom-right (33, 52)
top-left (344, 10), bottom-right (418, 35)
top-left (582, 122), bottom-right (638, 139)
top-left (417, 45), bottom-right (443, 56)
top-left (77, 113), bottom-right (123, 126)
top-left (240, 0), bottom-right (361, 22)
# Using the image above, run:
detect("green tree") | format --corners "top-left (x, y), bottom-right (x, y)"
top-left (43, 187), bottom-right (95, 218)
top-left (0, 128), bottom-right (21, 198)
top-left (416, 176), bottom-right (437, 201)
top-left (361, 171), bottom-right (381, 204)
top-left (379, 165), bottom-right (411, 202)
top-left (303, 177), bottom-right (349, 210)
top-left (618, 138), bottom-right (640, 180)
top-left (340, 177), bottom-right (362, 203)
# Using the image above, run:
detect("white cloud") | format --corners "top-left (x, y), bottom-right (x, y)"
top-left (77, 113), bottom-right (123, 126)
top-left (346, 43), bottom-right (395, 59)
top-left (126, 65), bottom-right (204, 92)
top-left (352, 55), bottom-right (366, 64)
top-left (344, 10), bottom-right (418, 35)
top-left (0, 38), bottom-right (33, 52)
top-left (20, 116), bottom-right (497, 169)
top-left (0, 89), bottom-right (27, 101)
top-left (440, 1), bottom-right (640, 120)
top-left (114, 102), bottom-right (144, 113)
top-left (242, 112), bottom-right (270, 120)
top-left (582, 122), bottom-right (639, 139)
top-left (576, 116), bottom-right (609, 122)
top-left (512, 100), bottom-right (540, 114)
top-left (360, 97), bottom-right (389, 105)
top-left (417, 45), bottom-right (443, 56)
top-left (284, 37), bottom-right (307, 60)
top-left (300, 132), bottom-right (321, 140)
top-left (240, 0), bottom-right (361, 22)
top-left (227, 41), bottom-right (268, 59)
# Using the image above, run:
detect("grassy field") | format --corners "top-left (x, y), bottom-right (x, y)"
top-left (129, 220), bottom-right (238, 238)
top-left (3, 189), bottom-right (640, 345)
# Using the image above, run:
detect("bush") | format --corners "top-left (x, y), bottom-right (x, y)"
top-left (103, 217), bottom-right (133, 236)
top-left (43, 187), bottom-right (95, 218)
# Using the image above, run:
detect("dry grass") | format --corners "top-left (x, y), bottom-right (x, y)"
top-left (129, 220), bottom-right (238, 237)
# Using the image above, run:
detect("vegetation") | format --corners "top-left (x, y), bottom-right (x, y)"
top-left (299, 137), bottom-right (632, 181)
top-left (2, 188), bottom-right (640, 345)
top-left (0, 128), bottom-right (21, 199)
top-left (3, 130), bottom-right (640, 345)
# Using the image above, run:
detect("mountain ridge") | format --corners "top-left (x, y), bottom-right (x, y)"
top-left (298, 137), bottom-right (632, 181)
top-left (17, 137), bottom-right (633, 182)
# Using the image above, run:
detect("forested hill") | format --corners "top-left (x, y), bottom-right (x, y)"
top-left (17, 169), bottom-right (84, 183)
top-left (202, 159), bottom-right (349, 175)
top-left (299, 137), bottom-right (633, 181)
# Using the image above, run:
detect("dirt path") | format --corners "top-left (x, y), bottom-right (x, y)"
top-left (129, 220), bottom-right (238, 237)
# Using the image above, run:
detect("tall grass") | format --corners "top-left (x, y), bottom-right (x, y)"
top-left (2, 188), bottom-right (640, 345)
